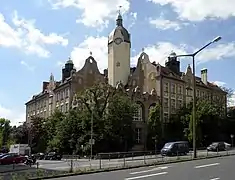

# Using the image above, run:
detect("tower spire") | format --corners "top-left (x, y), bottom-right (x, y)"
top-left (116, 5), bottom-right (123, 26)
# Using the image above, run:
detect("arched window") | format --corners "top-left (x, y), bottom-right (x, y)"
top-left (133, 103), bottom-right (143, 121)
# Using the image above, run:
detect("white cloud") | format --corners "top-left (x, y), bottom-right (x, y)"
top-left (148, 0), bottom-right (235, 21)
top-left (128, 12), bottom-right (138, 29)
top-left (149, 18), bottom-right (182, 30)
top-left (71, 36), bottom-right (108, 71)
top-left (197, 43), bottom-right (235, 64)
top-left (21, 61), bottom-right (35, 71)
top-left (131, 42), bottom-right (188, 66)
top-left (70, 36), bottom-right (235, 73)
top-left (0, 105), bottom-right (25, 127)
top-left (0, 11), bottom-right (68, 57)
top-left (48, 0), bottom-right (130, 28)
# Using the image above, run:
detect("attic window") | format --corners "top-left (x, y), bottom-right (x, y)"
top-left (89, 58), bottom-right (93, 63)
top-left (141, 54), bottom-right (145, 59)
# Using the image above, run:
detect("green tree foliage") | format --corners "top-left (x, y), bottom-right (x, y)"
top-left (147, 104), bottom-right (162, 149)
top-left (0, 118), bottom-right (11, 147)
top-left (49, 83), bottom-right (136, 155)
top-left (30, 116), bottom-right (47, 153)
top-left (167, 99), bottom-right (224, 147)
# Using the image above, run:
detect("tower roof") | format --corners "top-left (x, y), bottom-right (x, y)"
top-left (66, 57), bottom-right (73, 64)
top-left (108, 12), bottom-right (130, 44)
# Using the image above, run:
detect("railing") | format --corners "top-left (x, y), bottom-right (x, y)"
top-left (1, 147), bottom-right (235, 179)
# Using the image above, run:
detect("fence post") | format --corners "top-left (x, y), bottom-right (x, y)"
top-left (132, 153), bottom-right (134, 161)
top-left (36, 162), bottom-right (39, 169)
top-left (144, 153), bottom-right (146, 164)
top-left (207, 150), bottom-right (208, 157)
top-left (70, 159), bottom-right (73, 173)
top-left (99, 154), bottom-right (101, 169)
top-left (123, 155), bottom-right (126, 167)
top-left (12, 161), bottom-right (15, 169)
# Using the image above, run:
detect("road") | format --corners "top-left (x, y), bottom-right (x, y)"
top-left (35, 149), bottom-right (235, 171)
top-left (50, 155), bottom-right (235, 180)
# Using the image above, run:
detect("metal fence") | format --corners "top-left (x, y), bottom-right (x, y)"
top-left (61, 147), bottom-right (235, 172)
top-left (1, 147), bottom-right (235, 175)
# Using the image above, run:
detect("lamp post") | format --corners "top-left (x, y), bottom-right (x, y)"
top-left (173, 36), bottom-right (222, 159)
top-left (90, 110), bottom-right (94, 160)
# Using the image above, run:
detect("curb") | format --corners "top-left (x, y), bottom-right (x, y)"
top-left (28, 153), bottom-right (234, 180)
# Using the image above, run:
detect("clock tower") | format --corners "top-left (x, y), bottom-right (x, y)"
top-left (108, 11), bottom-right (131, 87)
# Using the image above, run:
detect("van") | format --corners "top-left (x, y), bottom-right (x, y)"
top-left (161, 141), bottom-right (189, 156)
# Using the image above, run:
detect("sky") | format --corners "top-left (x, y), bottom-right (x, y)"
top-left (0, 0), bottom-right (235, 126)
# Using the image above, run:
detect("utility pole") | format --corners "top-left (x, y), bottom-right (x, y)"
top-left (90, 110), bottom-right (93, 160)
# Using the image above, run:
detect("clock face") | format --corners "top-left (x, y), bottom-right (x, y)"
top-left (114, 38), bottom-right (123, 45)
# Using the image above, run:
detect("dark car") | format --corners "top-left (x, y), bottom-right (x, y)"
top-left (161, 141), bottom-right (189, 156)
top-left (33, 153), bottom-right (45, 160)
top-left (45, 152), bottom-right (62, 160)
top-left (207, 142), bottom-right (226, 152)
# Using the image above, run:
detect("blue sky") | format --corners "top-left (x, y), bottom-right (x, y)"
top-left (0, 0), bottom-right (235, 126)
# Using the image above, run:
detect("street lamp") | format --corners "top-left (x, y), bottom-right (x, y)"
top-left (173, 36), bottom-right (222, 159)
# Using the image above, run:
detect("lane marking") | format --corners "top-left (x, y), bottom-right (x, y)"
top-left (125, 172), bottom-right (168, 180)
top-left (130, 166), bottom-right (169, 175)
top-left (210, 178), bottom-right (220, 180)
top-left (195, 163), bottom-right (220, 169)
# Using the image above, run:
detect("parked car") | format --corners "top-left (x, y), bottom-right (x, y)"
top-left (207, 142), bottom-right (226, 152)
top-left (44, 152), bottom-right (62, 160)
top-left (161, 141), bottom-right (189, 156)
top-left (0, 154), bottom-right (26, 165)
top-left (32, 153), bottom-right (45, 160)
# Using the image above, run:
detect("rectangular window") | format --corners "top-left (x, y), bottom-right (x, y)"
top-left (171, 83), bottom-right (176, 94)
top-left (135, 128), bottom-right (141, 144)
top-left (65, 103), bottom-right (69, 112)
top-left (196, 90), bottom-right (200, 97)
top-left (178, 85), bottom-right (182, 94)
top-left (164, 83), bottom-right (169, 92)
top-left (163, 113), bottom-right (168, 122)
top-left (178, 100), bottom-right (183, 108)
top-left (164, 98), bottom-right (168, 108)
top-left (133, 105), bottom-right (142, 121)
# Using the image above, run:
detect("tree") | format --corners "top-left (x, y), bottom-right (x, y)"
top-left (46, 110), bottom-right (65, 143)
top-left (30, 116), bottom-right (47, 153)
top-left (50, 83), bottom-right (137, 154)
top-left (48, 109), bottom-right (86, 154)
top-left (166, 104), bottom-right (192, 142)
top-left (104, 91), bottom-right (136, 152)
top-left (185, 99), bottom-right (222, 146)
top-left (220, 86), bottom-right (234, 106)
top-left (0, 118), bottom-right (11, 147)
top-left (147, 104), bottom-right (162, 150)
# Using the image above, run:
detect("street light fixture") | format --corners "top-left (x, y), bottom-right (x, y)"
top-left (173, 36), bottom-right (222, 159)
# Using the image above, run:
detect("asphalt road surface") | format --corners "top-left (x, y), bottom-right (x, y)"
top-left (50, 155), bottom-right (235, 180)
top-left (35, 149), bottom-right (235, 171)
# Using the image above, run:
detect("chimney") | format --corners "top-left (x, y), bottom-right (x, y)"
top-left (42, 82), bottom-right (49, 92)
top-left (201, 68), bottom-right (208, 85)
